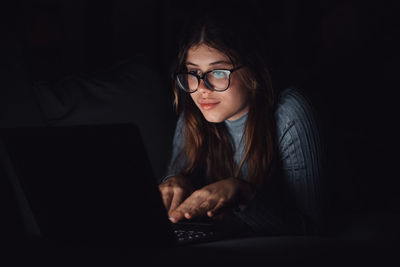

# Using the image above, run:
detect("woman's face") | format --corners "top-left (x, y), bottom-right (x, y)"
top-left (186, 44), bottom-right (248, 123)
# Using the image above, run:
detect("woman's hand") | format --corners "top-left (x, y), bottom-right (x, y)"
top-left (168, 177), bottom-right (254, 223)
top-left (158, 176), bottom-right (193, 217)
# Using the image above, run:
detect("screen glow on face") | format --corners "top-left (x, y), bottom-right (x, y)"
top-left (185, 44), bottom-right (248, 122)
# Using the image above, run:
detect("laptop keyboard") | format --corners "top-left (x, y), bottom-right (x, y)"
top-left (174, 228), bottom-right (214, 243)
top-left (171, 222), bottom-right (216, 244)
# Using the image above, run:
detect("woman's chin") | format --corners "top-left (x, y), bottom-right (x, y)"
top-left (202, 113), bottom-right (225, 123)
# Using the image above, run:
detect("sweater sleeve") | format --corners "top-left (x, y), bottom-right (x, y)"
top-left (276, 88), bottom-right (325, 234)
top-left (233, 88), bottom-right (325, 235)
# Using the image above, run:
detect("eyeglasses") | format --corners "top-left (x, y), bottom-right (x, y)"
top-left (175, 66), bottom-right (243, 93)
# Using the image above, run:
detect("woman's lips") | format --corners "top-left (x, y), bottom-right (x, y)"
top-left (199, 101), bottom-right (220, 110)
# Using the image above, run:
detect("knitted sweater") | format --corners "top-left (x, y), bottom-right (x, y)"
top-left (164, 88), bottom-right (325, 235)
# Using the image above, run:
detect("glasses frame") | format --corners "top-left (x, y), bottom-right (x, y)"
top-left (175, 65), bottom-right (243, 93)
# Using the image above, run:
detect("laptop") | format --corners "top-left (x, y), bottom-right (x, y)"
top-left (0, 123), bottom-right (229, 248)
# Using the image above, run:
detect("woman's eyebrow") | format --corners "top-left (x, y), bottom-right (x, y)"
top-left (186, 60), bottom-right (232, 67)
top-left (186, 62), bottom-right (198, 67)
top-left (209, 60), bottom-right (231, 66)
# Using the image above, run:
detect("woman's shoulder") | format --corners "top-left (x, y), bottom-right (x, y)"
top-left (274, 87), bottom-right (317, 132)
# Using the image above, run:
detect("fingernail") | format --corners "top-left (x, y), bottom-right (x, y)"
top-left (184, 213), bottom-right (191, 219)
top-left (169, 217), bottom-right (176, 223)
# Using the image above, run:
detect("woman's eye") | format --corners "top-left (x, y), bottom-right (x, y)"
top-left (188, 70), bottom-right (200, 75)
top-left (212, 70), bottom-right (227, 79)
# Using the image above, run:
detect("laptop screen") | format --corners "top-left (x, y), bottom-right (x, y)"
top-left (0, 124), bottom-right (175, 247)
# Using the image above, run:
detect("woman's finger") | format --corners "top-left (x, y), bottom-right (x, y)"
top-left (159, 188), bottom-right (173, 210)
top-left (179, 193), bottom-right (218, 219)
top-left (207, 199), bottom-right (226, 217)
top-left (168, 205), bottom-right (186, 223)
top-left (185, 198), bottom-right (219, 219)
top-left (169, 192), bottom-right (204, 222)
top-left (169, 187), bottom-right (186, 213)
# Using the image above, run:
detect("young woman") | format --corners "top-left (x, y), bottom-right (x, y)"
top-left (159, 11), bottom-right (325, 235)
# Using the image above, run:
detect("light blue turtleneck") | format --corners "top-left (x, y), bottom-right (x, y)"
top-left (224, 112), bottom-right (248, 179)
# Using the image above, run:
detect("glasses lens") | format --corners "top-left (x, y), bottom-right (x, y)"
top-left (205, 70), bottom-right (230, 91)
top-left (177, 73), bottom-right (198, 92)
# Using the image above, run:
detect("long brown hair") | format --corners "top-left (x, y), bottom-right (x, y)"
top-left (173, 11), bottom-right (278, 189)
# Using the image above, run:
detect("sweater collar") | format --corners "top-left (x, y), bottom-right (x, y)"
top-left (224, 112), bottom-right (248, 133)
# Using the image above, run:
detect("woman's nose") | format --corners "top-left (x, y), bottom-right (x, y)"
top-left (197, 79), bottom-right (213, 94)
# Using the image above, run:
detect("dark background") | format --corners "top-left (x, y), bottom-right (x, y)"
top-left (1, 0), bottom-right (398, 135)
top-left (1, 0), bottom-right (399, 243)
